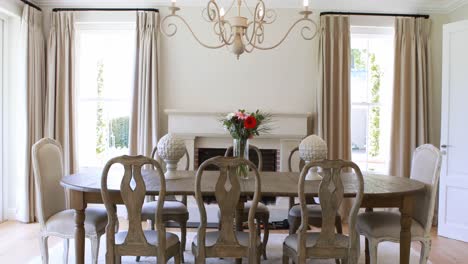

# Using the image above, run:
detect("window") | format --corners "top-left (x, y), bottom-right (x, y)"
top-left (76, 24), bottom-right (135, 169)
top-left (351, 27), bottom-right (394, 174)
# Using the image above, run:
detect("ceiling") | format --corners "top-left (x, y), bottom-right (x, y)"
top-left (32, 0), bottom-right (468, 13)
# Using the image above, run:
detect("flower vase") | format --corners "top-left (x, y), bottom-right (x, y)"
top-left (233, 138), bottom-right (249, 179)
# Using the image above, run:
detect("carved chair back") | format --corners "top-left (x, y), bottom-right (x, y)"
top-left (287, 146), bottom-right (305, 173)
top-left (409, 144), bottom-right (442, 234)
top-left (101, 155), bottom-right (167, 258)
top-left (31, 138), bottom-right (66, 229)
top-left (194, 156), bottom-right (261, 258)
top-left (297, 160), bottom-right (364, 256)
top-left (225, 144), bottom-right (263, 171)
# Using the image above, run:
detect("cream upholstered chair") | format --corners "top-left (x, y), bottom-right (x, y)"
top-left (283, 160), bottom-right (364, 264)
top-left (139, 146), bottom-right (190, 262)
top-left (192, 156), bottom-right (263, 263)
top-left (287, 147), bottom-right (343, 237)
top-left (357, 144), bottom-right (442, 264)
top-left (32, 138), bottom-right (107, 264)
top-left (101, 155), bottom-right (181, 264)
top-left (224, 144), bottom-right (269, 260)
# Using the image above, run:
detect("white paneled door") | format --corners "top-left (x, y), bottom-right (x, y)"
top-left (438, 20), bottom-right (468, 242)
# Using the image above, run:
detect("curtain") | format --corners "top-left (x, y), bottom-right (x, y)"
top-left (16, 5), bottom-right (45, 223)
top-left (129, 11), bottom-right (159, 157)
top-left (45, 12), bottom-right (77, 175)
top-left (390, 17), bottom-right (431, 179)
top-left (318, 15), bottom-right (352, 222)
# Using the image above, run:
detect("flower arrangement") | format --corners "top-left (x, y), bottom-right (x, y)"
top-left (220, 109), bottom-right (272, 178)
top-left (221, 109), bottom-right (272, 140)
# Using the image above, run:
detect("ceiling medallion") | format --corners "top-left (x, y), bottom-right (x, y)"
top-left (160, 0), bottom-right (318, 59)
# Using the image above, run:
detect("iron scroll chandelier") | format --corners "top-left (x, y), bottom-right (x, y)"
top-left (160, 0), bottom-right (318, 59)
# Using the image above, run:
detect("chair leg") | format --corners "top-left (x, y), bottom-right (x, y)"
top-left (174, 251), bottom-right (181, 264)
top-left (283, 255), bottom-right (289, 264)
top-left (180, 220), bottom-right (187, 263)
top-left (63, 239), bottom-right (69, 264)
top-left (365, 238), bottom-right (370, 264)
top-left (288, 215), bottom-right (301, 235)
top-left (420, 240), bottom-right (431, 264)
top-left (262, 215), bottom-right (270, 260)
top-left (115, 255), bottom-right (122, 264)
top-left (91, 236), bottom-right (100, 264)
top-left (368, 239), bottom-right (378, 264)
top-left (39, 236), bottom-right (49, 264)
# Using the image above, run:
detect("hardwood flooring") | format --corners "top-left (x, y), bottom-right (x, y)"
top-left (0, 220), bottom-right (466, 263)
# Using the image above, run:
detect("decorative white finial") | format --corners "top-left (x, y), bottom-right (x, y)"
top-left (299, 135), bottom-right (327, 180)
top-left (157, 133), bottom-right (186, 180)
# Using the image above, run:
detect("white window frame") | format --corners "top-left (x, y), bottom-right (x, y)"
top-left (350, 25), bottom-right (394, 175)
top-left (0, 13), bottom-right (7, 222)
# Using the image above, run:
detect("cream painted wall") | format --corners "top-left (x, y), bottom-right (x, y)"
top-left (449, 3), bottom-right (468, 22)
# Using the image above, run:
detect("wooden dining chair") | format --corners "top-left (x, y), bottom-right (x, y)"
top-left (224, 144), bottom-right (269, 260)
top-left (282, 160), bottom-right (364, 264)
top-left (101, 155), bottom-right (181, 264)
top-left (287, 147), bottom-right (343, 237)
top-left (139, 146), bottom-right (190, 262)
top-left (357, 144), bottom-right (442, 264)
top-left (32, 138), bottom-right (107, 264)
top-left (192, 156), bottom-right (263, 264)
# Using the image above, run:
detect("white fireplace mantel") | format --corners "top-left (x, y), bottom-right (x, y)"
top-left (165, 109), bottom-right (311, 172)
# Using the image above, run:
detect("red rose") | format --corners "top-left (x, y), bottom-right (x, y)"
top-left (244, 115), bottom-right (257, 129)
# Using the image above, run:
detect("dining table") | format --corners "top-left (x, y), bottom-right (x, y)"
top-left (61, 168), bottom-right (425, 264)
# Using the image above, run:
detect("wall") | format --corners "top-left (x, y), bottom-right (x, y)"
top-left (449, 3), bottom-right (468, 22)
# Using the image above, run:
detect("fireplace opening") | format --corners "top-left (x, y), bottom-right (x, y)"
top-left (197, 148), bottom-right (278, 171)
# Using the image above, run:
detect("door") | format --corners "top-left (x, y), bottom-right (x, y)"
top-left (438, 20), bottom-right (468, 242)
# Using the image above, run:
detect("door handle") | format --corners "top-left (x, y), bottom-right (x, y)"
top-left (441, 145), bottom-right (448, 149)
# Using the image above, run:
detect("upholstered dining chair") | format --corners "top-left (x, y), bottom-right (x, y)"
top-left (282, 160), bottom-right (364, 264)
top-left (139, 146), bottom-right (190, 262)
top-left (224, 144), bottom-right (269, 260)
top-left (287, 147), bottom-right (343, 237)
top-left (357, 144), bottom-right (442, 264)
top-left (32, 138), bottom-right (107, 264)
top-left (101, 155), bottom-right (181, 264)
top-left (192, 156), bottom-right (263, 263)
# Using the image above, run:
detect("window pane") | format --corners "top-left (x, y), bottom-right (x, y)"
top-left (351, 28), bottom-right (393, 174)
top-left (76, 28), bottom-right (135, 169)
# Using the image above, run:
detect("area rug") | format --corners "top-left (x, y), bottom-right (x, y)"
top-left (28, 233), bottom-right (429, 263)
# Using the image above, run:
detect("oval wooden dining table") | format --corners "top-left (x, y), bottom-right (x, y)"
top-left (61, 169), bottom-right (425, 264)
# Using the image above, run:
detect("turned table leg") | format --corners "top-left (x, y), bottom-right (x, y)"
top-left (74, 208), bottom-right (86, 264)
top-left (400, 196), bottom-right (413, 264)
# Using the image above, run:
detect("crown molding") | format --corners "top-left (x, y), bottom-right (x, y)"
top-left (33, 0), bottom-right (468, 14)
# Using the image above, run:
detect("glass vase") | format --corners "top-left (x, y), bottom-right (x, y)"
top-left (233, 138), bottom-right (249, 179)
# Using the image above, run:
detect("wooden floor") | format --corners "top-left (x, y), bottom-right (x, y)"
top-left (0, 220), bottom-right (467, 263)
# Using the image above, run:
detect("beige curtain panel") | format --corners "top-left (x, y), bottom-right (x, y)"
top-left (390, 17), bottom-right (431, 179)
top-left (45, 11), bottom-right (77, 175)
top-left (318, 15), bottom-right (352, 222)
top-left (17, 5), bottom-right (45, 223)
top-left (130, 11), bottom-right (160, 157)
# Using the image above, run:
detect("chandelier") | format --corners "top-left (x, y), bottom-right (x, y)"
top-left (160, 0), bottom-right (318, 59)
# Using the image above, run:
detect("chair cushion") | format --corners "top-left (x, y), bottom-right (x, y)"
top-left (284, 233), bottom-right (350, 251)
top-left (192, 231), bottom-right (261, 247)
top-left (141, 201), bottom-right (188, 220)
top-left (289, 204), bottom-right (339, 219)
top-left (115, 230), bottom-right (179, 249)
top-left (243, 201), bottom-right (269, 214)
top-left (356, 211), bottom-right (425, 239)
top-left (45, 207), bottom-right (107, 236)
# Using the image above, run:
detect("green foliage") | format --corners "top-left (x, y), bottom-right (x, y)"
top-left (109, 117), bottom-right (129, 149)
top-left (369, 53), bottom-right (382, 157)
top-left (96, 60), bottom-right (106, 155)
top-left (352, 48), bottom-right (367, 71)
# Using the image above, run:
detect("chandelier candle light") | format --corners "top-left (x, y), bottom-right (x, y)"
top-left (162, 0), bottom-right (318, 59)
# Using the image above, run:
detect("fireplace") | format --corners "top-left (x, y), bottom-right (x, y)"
top-left (196, 148), bottom-right (279, 171)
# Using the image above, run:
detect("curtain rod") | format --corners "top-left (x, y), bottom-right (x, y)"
top-left (20, 0), bottom-right (42, 11)
top-left (320, 11), bottom-right (429, 19)
top-left (53, 8), bottom-right (159, 12)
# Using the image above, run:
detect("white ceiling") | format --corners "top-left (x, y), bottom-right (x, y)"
top-left (32, 0), bottom-right (468, 13)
